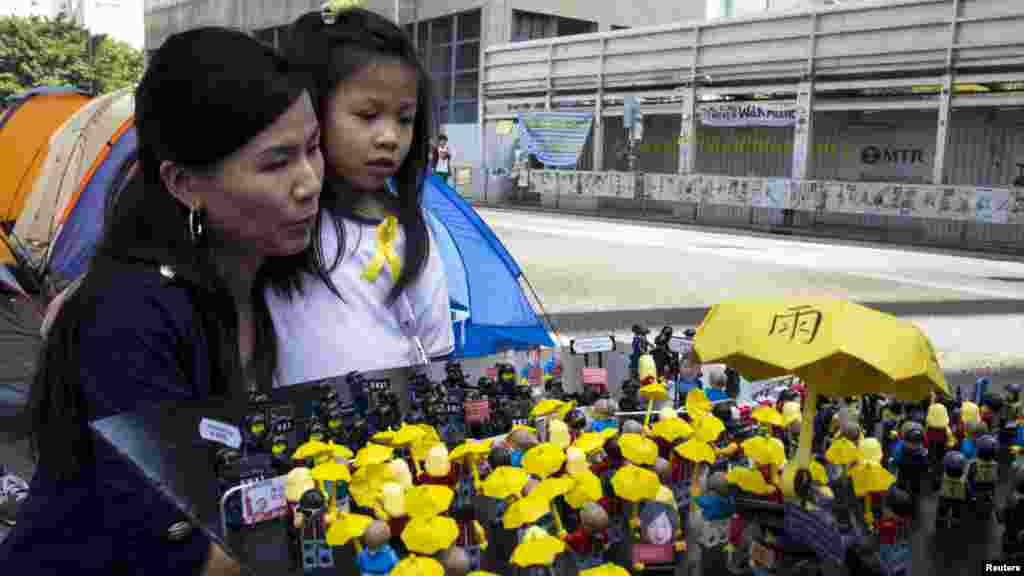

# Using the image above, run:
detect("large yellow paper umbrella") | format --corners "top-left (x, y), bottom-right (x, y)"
top-left (511, 534), bottom-right (566, 567)
top-left (393, 555), bottom-right (444, 576)
top-left (503, 495), bottom-right (551, 529)
top-left (742, 436), bottom-right (786, 468)
top-left (651, 417), bottom-right (693, 443)
top-left (726, 467), bottom-right (776, 495)
top-left (639, 382), bottom-right (670, 428)
top-left (293, 439), bottom-right (332, 462)
top-left (693, 297), bottom-right (947, 481)
top-left (404, 484), bottom-right (454, 519)
top-left (611, 464), bottom-right (661, 502)
top-left (531, 398), bottom-right (565, 419)
top-left (325, 511), bottom-right (374, 548)
top-left (523, 443), bottom-right (566, 479)
top-left (565, 471), bottom-right (604, 509)
top-left (619, 433), bottom-right (659, 466)
top-left (581, 564), bottom-right (631, 576)
top-left (353, 443), bottom-right (394, 468)
top-left (752, 405), bottom-right (784, 428)
top-left (573, 432), bottom-right (609, 455)
top-left (402, 515), bottom-right (460, 555)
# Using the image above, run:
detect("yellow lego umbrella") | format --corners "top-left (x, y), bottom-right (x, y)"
top-left (327, 441), bottom-right (354, 460)
top-left (859, 438), bottom-right (884, 465)
top-left (522, 443), bottom-right (566, 479)
top-left (781, 402), bottom-right (802, 427)
top-left (404, 485), bottom-right (454, 519)
top-left (292, 440), bottom-right (332, 461)
top-left (371, 430), bottom-right (396, 445)
top-left (726, 467), bottom-right (776, 496)
top-left (611, 464), bottom-right (661, 502)
top-left (510, 423), bottom-right (538, 436)
top-left (693, 297), bottom-right (947, 478)
top-left (311, 460), bottom-right (350, 483)
top-left (693, 414), bottom-right (726, 444)
top-left (511, 534), bottom-right (566, 567)
top-left (850, 461), bottom-right (896, 497)
top-left (685, 388), bottom-right (712, 421)
top-left (325, 512), bottom-right (374, 547)
top-left (675, 438), bottom-right (716, 465)
top-left (531, 398), bottom-right (565, 418)
top-left (392, 555), bottom-right (444, 576)
top-left (533, 477), bottom-right (574, 503)
top-left (503, 495), bottom-right (551, 529)
top-left (482, 466), bottom-right (530, 499)
top-left (348, 463), bottom-right (394, 508)
top-left (741, 436), bottom-right (786, 468)
top-left (449, 439), bottom-right (491, 462)
top-left (390, 423), bottom-right (426, 447)
top-left (565, 471), bottom-right (603, 509)
top-left (618, 433), bottom-right (659, 466)
top-left (639, 382), bottom-right (670, 428)
top-left (572, 432), bottom-right (609, 455)
top-left (402, 516), bottom-right (460, 555)
top-left (651, 417), bottom-right (693, 443)
top-left (825, 438), bottom-right (861, 467)
top-left (353, 443), bottom-right (395, 468)
top-left (809, 461), bottom-right (829, 485)
top-left (581, 564), bottom-right (631, 576)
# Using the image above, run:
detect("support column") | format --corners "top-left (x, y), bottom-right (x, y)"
top-left (933, 73), bottom-right (953, 185)
top-left (791, 80), bottom-right (814, 180)
top-left (593, 38), bottom-right (606, 171)
top-left (678, 84), bottom-right (697, 174)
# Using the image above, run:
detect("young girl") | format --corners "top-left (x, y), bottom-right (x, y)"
top-left (271, 6), bottom-right (455, 382)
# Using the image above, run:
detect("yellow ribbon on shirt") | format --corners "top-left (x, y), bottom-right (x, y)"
top-left (362, 215), bottom-right (402, 284)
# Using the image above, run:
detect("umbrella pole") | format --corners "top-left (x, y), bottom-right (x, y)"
top-left (785, 387), bottom-right (819, 500)
top-left (469, 455), bottom-right (481, 492)
top-left (550, 501), bottom-right (564, 534)
top-left (644, 399), bottom-right (655, 429)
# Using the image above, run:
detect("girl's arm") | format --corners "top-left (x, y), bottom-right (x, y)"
top-left (416, 225), bottom-right (455, 358)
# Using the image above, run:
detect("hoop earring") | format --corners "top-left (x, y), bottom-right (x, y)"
top-left (189, 204), bottom-right (205, 245)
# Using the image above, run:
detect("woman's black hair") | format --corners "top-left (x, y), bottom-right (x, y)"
top-left (27, 27), bottom-right (329, 479)
top-left (285, 8), bottom-right (433, 304)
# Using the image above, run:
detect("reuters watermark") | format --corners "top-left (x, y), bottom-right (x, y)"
top-left (986, 562), bottom-right (1024, 573)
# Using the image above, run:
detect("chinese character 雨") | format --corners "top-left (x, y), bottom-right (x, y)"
top-left (769, 305), bottom-right (823, 344)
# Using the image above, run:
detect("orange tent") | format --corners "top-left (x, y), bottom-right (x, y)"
top-left (0, 87), bottom-right (91, 225)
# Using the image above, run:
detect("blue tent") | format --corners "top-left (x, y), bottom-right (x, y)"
top-left (47, 126), bottom-right (137, 284)
top-left (421, 173), bottom-right (554, 358)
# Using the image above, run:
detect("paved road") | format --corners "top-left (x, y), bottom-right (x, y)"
top-left (478, 208), bottom-right (1024, 376)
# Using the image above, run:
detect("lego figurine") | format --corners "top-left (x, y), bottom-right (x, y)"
top-left (960, 419), bottom-right (987, 460)
top-left (997, 463), bottom-right (1024, 558)
top-left (877, 487), bottom-right (913, 576)
top-left (562, 501), bottom-right (611, 569)
top-left (652, 326), bottom-right (680, 383)
top-left (356, 520), bottom-right (399, 576)
top-left (630, 324), bottom-right (651, 381)
top-left (588, 398), bottom-right (619, 434)
top-left (1002, 384), bottom-right (1022, 447)
top-left (968, 434), bottom-right (1000, 513)
top-left (935, 451), bottom-right (968, 528)
top-left (694, 472), bottom-right (736, 551)
top-left (442, 546), bottom-right (472, 576)
top-left (709, 403), bottom-right (740, 474)
top-left (294, 487), bottom-right (334, 572)
top-left (892, 421), bottom-right (927, 497)
top-left (880, 401), bottom-right (905, 464)
top-left (926, 402), bottom-right (956, 490)
top-left (633, 500), bottom-right (684, 573)
top-left (419, 444), bottom-right (460, 487)
top-left (619, 378), bottom-right (642, 413)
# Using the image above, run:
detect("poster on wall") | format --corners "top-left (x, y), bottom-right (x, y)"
top-left (579, 172), bottom-right (609, 197)
top-left (757, 179), bottom-right (787, 209)
top-left (973, 188), bottom-right (1011, 224)
top-left (516, 112), bottom-right (594, 167)
top-left (658, 174), bottom-right (682, 202)
top-left (558, 171), bottom-right (581, 196)
top-left (786, 181), bottom-right (823, 212)
top-left (699, 102), bottom-right (798, 127)
top-left (534, 170), bottom-right (560, 197)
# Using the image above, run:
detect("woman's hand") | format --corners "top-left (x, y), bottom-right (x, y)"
top-left (201, 542), bottom-right (241, 576)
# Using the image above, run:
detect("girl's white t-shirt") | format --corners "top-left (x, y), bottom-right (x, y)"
top-left (266, 211), bottom-right (455, 386)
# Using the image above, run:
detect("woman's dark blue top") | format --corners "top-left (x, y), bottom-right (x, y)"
top-left (0, 262), bottom-right (214, 574)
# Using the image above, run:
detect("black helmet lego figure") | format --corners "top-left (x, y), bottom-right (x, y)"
top-left (894, 421), bottom-right (928, 497)
top-left (968, 434), bottom-right (1000, 513)
top-left (630, 324), bottom-right (651, 381)
top-left (652, 326), bottom-right (680, 382)
top-left (936, 451), bottom-right (968, 528)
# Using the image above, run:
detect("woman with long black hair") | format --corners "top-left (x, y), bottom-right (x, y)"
top-left (1, 27), bottom-right (334, 574)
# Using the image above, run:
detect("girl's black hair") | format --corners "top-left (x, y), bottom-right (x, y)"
top-left (285, 8), bottom-right (433, 304)
top-left (27, 27), bottom-right (331, 479)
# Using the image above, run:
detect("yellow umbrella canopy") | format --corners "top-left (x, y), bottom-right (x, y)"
top-left (402, 515), bottom-right (460, 555)
top-left (675, 438), bottom-right (717, 465)
top-left (565, 471), bottom-right (603, 509)
top-left (510, 423), bottom-right (538, 436)
top-left (511, 535), bottom-right (566, 567)
top-left (611, 464), bottom-right (661, 502)
top-left (639, 383), bottom-right (669, 401)
top-left (349, 463), bottom-right (395, 508)
top-left (392, 556), bottom-right (444, 576)
top-left (618, 433), bottom-right (659, 466)
top-left (825, 438), bottom-right (861, 466)
top-left (752, 405), bottom-right (784, 427)
top-left (531, 398), bottom-right (565, 418)
top-left (482, 466), bottom-right (531, 499)
top-left (581, 564), bottom-right (631, 576)
top-left (354, 443), bottom-right (395, 468)
top-left (391, 423), bottom-right (426, 447)
top-left (410, 427), bottom-right (442, 463)
top-left (693, 415), bottom-right (726, 444)
top-left (850, 462), bottom-right (896, 497)
top-left (503, 495), bottom-right (551, 529)
top-left (572, 432), bottom-right (609, 455)
top-left (293, 439), bottom-right (332, 461)
top-left (371, 430), bottom-right (396, 445)
top-left (311, 460), bottom-right (351, 483)
top-left (685, 388), bottom-right (712, 420)
top-left (651, 417), bottom-right (693, 443)
top-left (555, 400), bottom-right (577, 421)
top-left (726, 467), bottom-right (776, 495)
top-left (404, 485), bottom-right (454, 519)
top-left (693, 297), bottom-right (947, 473)
top-left (741, 436), bottom-right (786, 467)
top-left (328, 441), bottom-right (354, 460)
top-left (449, 439), bottom-right (492, 462)
top-left (532, 476), bottom-right (575, 504)
top-left (325, 512), bottom-right (374, 546)
top-left (522, 443), bottom-right (566, 479)
top-left (810, 461), bottom-right (830, 485)
top-left (859, 438), bottom-right (884, 465)
top-left (781, 402), bottom-right (802, 427)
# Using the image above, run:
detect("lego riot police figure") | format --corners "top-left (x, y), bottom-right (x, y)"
top-left (652, 326), bottom-right (680, 382)
top-left (630, 324), bottom-right (651, 381)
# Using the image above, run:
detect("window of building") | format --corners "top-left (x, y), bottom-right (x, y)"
top-left (512, 10), bottom-right (554, 42)
top-left (416, 9), bottom-right (481, 124)
top-left (556, 16), bottom-right (598, 37)
top-left (612, 25), bottom-right (630, 31)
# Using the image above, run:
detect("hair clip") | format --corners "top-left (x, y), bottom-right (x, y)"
top-left (321, 0), bottom-right (364, 24)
